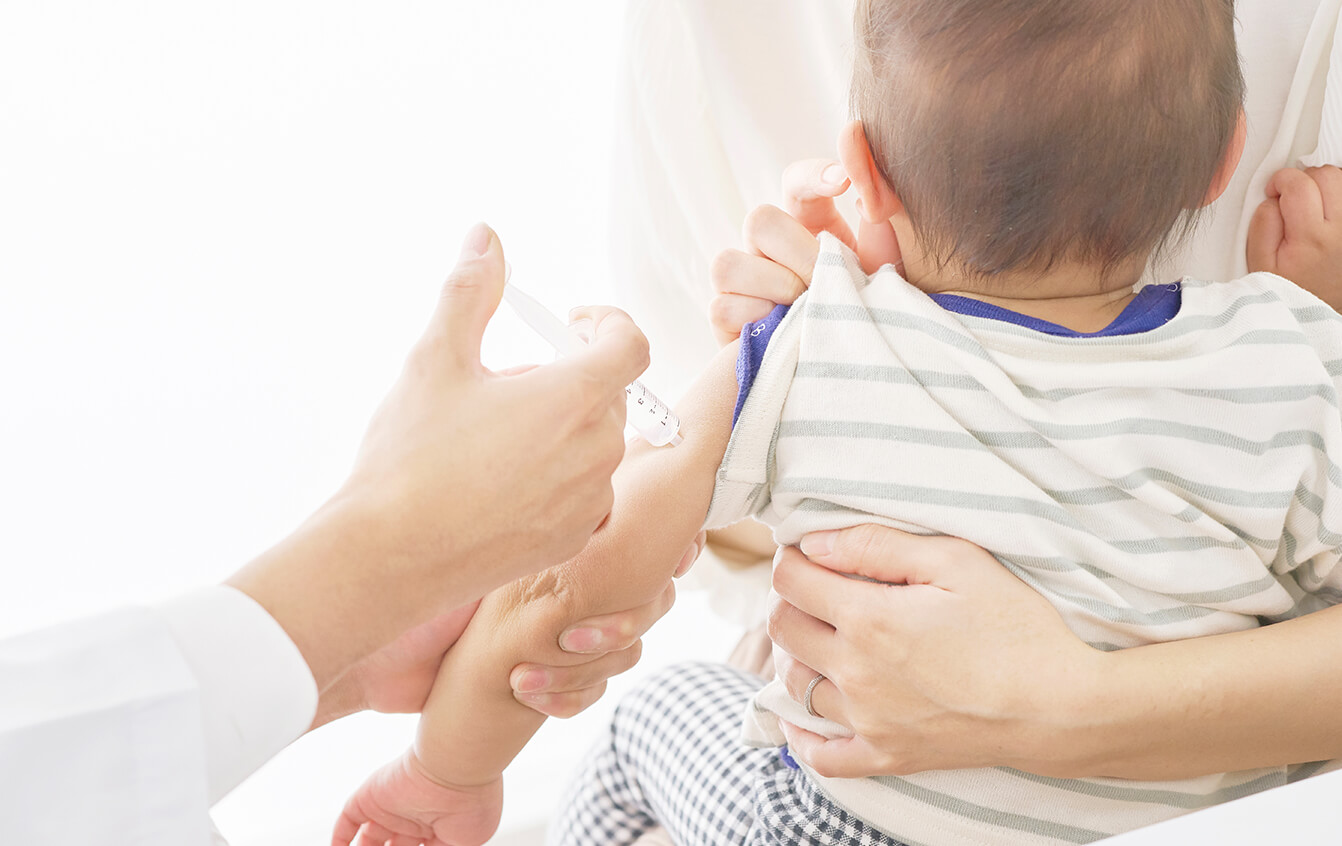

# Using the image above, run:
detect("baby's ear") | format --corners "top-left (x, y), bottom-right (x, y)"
top-left (1200, 110), bottom-right (1247, 208)
top-left (838, 121), bottom-right (904, 222)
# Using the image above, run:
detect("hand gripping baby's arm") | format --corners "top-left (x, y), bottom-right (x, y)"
top-left (332, 342), bottom-right (744, 845)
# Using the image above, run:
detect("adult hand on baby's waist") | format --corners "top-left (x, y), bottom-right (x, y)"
top-left (767, 525), bottom-right (1102, 779)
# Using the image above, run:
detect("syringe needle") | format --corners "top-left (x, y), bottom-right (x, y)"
top-left (502, 279), bottom-right (682, 448)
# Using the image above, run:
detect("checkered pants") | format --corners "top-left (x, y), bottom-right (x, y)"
top-left (548, 662), bottom-right (908, 846)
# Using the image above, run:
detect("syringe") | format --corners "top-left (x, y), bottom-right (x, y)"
top-left (502, 279), bottom-right (683, 447)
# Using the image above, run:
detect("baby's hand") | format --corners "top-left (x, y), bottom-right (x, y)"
top-left (331, 751), bottom-right (502, 846)
top-left (1247, 166), bottom-right (1342, 310)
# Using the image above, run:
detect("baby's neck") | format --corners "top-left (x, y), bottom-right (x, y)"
top-left (905, 252), bottom-right (1147, 334)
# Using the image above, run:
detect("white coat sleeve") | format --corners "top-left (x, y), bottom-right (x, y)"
top-left (0, 586), bottom-right (317, 845)
top-left (153, 586), bottom-right (318, 804)
top-left (1, 604), bottom-right (212, 844)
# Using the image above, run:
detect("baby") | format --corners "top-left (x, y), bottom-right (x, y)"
top-left (335, 1), bottom-right (1342, 844)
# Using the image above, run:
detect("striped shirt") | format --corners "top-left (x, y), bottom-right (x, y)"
top-left (704, 234), bottom-right (1342, 845)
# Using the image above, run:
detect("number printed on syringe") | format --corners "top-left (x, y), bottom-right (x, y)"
top-left (626, 380), bottom-right (683, 447)
top-left (500, 277), bottom-right (683, 448)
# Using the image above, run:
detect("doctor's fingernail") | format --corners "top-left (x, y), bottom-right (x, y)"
top-left (800, 531), bottom-right (837, 558)
top-left (821, 164), bottom-right (847, 187)
top-left (515, 691), bottom-right (549, 708)
top-left (512, 669), bottom-right (549, 693)
top-left (568, 318), bottom-right (596, 344)
top-left (460, 222), bottom-right (493, 259)
top-left (561, 627), bottom-right (603, 653)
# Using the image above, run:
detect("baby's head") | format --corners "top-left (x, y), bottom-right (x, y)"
top-left (845, 0), bottom-right (1245, 289)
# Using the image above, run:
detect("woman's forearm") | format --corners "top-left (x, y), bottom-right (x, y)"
top-left (1038, 605), bottom-right (1342, 780)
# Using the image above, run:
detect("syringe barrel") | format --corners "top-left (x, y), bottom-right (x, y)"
top-left (625, 380), bottom-right (682, 447)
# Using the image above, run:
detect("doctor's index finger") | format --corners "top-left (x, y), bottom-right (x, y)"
top-left (547, 305), bottom-right (651, 396)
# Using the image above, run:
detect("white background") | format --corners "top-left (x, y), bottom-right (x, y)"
top-left (0, 2), bottom-right (739, 843)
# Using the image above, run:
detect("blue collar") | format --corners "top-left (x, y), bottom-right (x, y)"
top-left (929, 283), bottom-right (1182, 337)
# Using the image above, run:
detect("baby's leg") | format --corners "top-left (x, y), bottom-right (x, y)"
top-left (548, 661), bottom-right (780, 846)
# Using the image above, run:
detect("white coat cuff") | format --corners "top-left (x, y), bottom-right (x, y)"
top-left (153, 586), bottom-right (319, 804)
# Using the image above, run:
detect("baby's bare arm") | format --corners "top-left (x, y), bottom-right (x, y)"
top-left (413, 342), bottom-right (743, 788)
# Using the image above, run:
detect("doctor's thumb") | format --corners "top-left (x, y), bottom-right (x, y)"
top-left (427, 222), bottom-right (506, 369)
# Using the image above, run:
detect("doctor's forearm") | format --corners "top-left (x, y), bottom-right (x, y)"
top-left (227, 493), bottom-right (485, 693)
top-left (1039, 605), bottom-right (1342, 780)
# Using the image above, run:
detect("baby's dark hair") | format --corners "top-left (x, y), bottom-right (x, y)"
top-left (851, 0), bottom-right (1244, 280)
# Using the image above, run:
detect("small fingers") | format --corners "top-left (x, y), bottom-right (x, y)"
top-left (354, 821), bottom-right (398, 846)
top-left (1246, 197), bottom-right (1284, 274)
top-left (1305, 165), bottom-right (1342, 220)
top-left (1271, 167), bottom-right (1326, 233)
top-left (331, 812), bottom-right (363, 846)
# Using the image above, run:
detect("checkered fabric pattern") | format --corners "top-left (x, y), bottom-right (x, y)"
top-left (547, 662), bottom-right (909, 846)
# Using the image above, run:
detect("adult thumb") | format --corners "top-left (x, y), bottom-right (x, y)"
top-left (428, 223), bottom-right (506, 370)
top-left (798, 524), bottom-right (947, 585)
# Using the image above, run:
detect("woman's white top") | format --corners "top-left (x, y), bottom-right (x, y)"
top-left (0, 586), bottom-right (317, 845)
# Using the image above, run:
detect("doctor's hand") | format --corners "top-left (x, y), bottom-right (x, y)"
top-left (708, 156), bottom-right (904, 344)
top-left (768, 525), bottom-right (1101, 779)
top-left (313, 576), bottom-right (685, 728)
top-left (1248, 165), bottom-right (1342, 310)
top-left (229, 223), bottom-right (650, 691)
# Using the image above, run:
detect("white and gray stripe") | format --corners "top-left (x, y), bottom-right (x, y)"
top-left (706, 234), bottom-right (1342, 845)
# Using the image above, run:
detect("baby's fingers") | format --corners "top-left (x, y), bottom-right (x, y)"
top-left (1247, 197), bottom-right (1284, 274)
top-left (352, 820), bottom-right (398, 846)
top-left (1271, 168), bottom-right (1327, 234)
top-left (331, 811), bottom-right (364, 846)
top-left (1306, 165), bottom-right (1342, 219)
